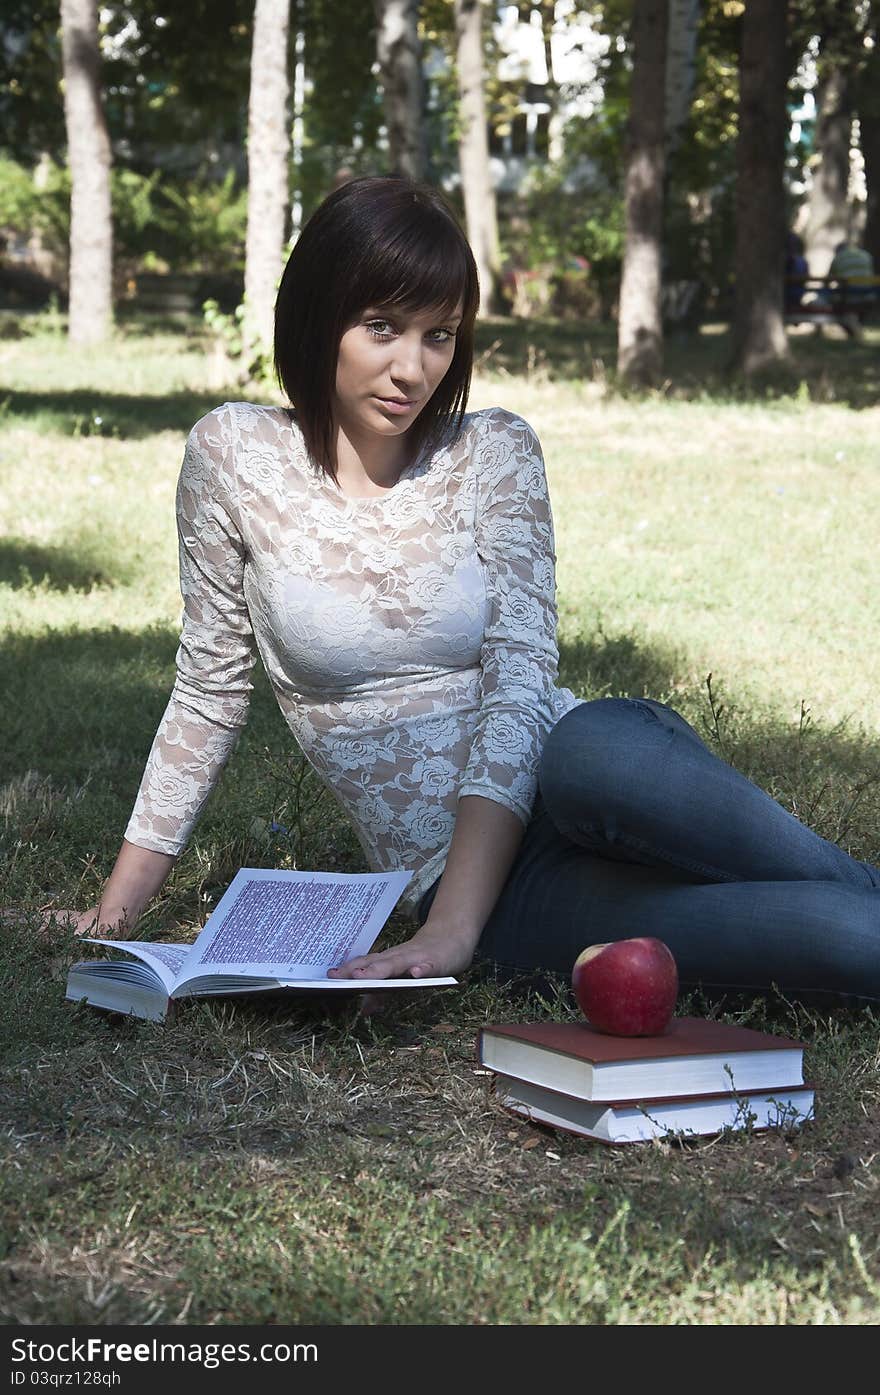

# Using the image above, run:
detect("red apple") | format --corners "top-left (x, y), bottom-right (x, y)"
top-left (571, 937), bottom-right (679, 1036)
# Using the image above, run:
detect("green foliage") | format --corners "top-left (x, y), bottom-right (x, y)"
top-left (0, 155), bottom-right (69, 255)
top-left (111, 168), bottom-right (165, 262)
top-left (496, 152), bottom-right (625, 320)
top-left (100, 0), bottom-right (253, 159)
top-left (201, 298), bottom-right (246, 357)
top-left (295, 0), bottom-right (385, 215)
top-left (0, 0), bottom-right (65, 163)
top-left (501, 164), bottom-right (620, 267)
top-left (0, 154), bottom-right (247, 278)
top-left (11, 0), bottom-right (868, 332)
top-left (662, 0), bottom-right (740, 296)
top-left (159, 171), bottom-right (248, 274)
top-left (581, 0), bottom-right (742, 304)
top-left (201, 297), bottom-right (274, 386)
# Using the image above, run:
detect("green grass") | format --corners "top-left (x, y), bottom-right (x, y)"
top-left (1, 314), bottom-right (880, 1325)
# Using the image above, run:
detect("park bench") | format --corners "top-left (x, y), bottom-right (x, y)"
top-left (129, 272), bottom-right (201, 318)
top-left (785, 274), bottom-right (880, 336)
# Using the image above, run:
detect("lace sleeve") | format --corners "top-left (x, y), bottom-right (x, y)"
top-left (458, 408), bottom-right (561, 823)
top-left (124, 404), bottom-right (258, 854)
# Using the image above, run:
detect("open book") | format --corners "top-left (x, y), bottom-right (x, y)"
top-left (66, 867), bottom-right (457, 1022)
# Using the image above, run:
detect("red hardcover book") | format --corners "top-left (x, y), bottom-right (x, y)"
top-left (477, 1016), bottom-right (805, 1102)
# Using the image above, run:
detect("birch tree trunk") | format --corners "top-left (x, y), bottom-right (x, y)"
top-left (731, 0), bottom-right (789, 375)
top-left (665, 0), bottom-right (700, 158)
top-left (244, 0), bottom-right (291, 359)
top-left (454, 0), bottom-right (500, 316)
top-left (373, 0), bottom-right (427, 179)
top-left (617, 0), bottom-right (668, 388)
top-left (60, 0), bottom-right (112, 345)
top-left (537, 1), bottom-right (558, 116)
top-left (803, 65), bottom-right (853, 275)
top-left (857, 38), bottom-right (880, 269)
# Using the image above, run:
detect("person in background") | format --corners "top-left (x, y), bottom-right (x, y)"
top-left (829, 238), bottom-right (876, 287)
top-left (828, 239), bottom-right (878, 334)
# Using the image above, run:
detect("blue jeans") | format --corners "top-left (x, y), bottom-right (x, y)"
top-left (418, 699), bottom-right (880, 1004)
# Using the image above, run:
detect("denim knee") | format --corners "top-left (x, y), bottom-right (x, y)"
top-left (538, 697), bottom-right (686, 841)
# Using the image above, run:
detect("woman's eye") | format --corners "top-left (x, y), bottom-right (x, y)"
top-left (364, 320), bottom-right (456, 344)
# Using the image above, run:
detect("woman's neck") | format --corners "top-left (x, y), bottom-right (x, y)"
top-left (332, 424), bottom-right (413, 493)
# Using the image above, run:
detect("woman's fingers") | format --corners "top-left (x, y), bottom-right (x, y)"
top-left (40, 907), bottom-right (82, 936)
top-left (329, 946), bottom-right (435, 980)
top-left (33, 906), bottom-right (111, 938)
top-left (349, 957), bottom-right (409, 977)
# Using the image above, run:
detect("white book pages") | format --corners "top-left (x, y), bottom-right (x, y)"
top-left (177, 867), bottom-right (414, 984)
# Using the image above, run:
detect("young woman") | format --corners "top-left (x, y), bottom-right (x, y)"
top-left (64, 175), bottom-right (880, 1004)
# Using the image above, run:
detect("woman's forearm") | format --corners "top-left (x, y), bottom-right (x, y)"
top-left (98, 838), bottom-right (178, 932)
top-left (420, 794), bottom-right (526, 950)
top-left (327, 795), bottom-right (526, 981)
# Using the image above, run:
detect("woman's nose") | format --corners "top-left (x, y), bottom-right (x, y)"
top-left (391, 334), bottom-right (427, 384)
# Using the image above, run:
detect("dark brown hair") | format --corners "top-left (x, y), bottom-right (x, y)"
top-left (274, 175), bottom-right (480, 480)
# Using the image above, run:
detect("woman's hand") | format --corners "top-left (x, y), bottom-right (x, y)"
top-left (40, 843), bottom-right (175, 942)
top-left (39, 904), bottom-right (134, 939)
top-left (328, 921), bottom-right (477, 982)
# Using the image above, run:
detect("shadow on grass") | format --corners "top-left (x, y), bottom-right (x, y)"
top-left (0, 624), bottom-right (298, 792)
top-left (558, 629), bottom-right (686, 700)
top-left (1, 625), bottom-right (687, 796)
top-left (0, 623), bottom-right (340, 902)
top-left (2, 910), bottom-right (877, 1325)
top-left (1, 625), bottom-right (180, 790)
top-left (3, 319), bottom-right (878, 442)
top-left (475, 315), bottom-right (616, 382)
top-left (2, 625), bottom-right (879, 1326)
top-left (0, 388), bottom-right (236, 439)
top-left (0, 539), bottom-right (118, 592)
top-left (474, 316), bottom-right (880, 408)
top-left (2, 620), bottom-right (877, 866)
top-left (559, 627), bottom-right (879, 857)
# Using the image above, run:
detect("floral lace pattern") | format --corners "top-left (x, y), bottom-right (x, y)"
top-left (124, 401), bottom-right (580, 910)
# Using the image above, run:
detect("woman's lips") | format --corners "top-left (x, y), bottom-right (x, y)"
top-left (374, 396), bottom-right (417, 415)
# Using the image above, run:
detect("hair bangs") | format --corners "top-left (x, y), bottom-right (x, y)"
top-left (343, 210), bottom-right (475, 327)
top-left (384, 231), bottom-right (473, 321)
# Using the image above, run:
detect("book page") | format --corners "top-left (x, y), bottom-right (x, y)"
top-left (177, 868), bottom-right (412, 984)
top-left (83, 939), bottom-right (190, 993)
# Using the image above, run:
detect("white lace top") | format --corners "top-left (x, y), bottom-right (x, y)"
top-left (124, 400), bottom-right (580, 912)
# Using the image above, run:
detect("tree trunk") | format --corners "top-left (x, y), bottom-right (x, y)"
top-left (60, 0), bottom-right (112, 345)
top-left (454, 0), bottom-right (500, 317)
top-left (803, 65), bottom-right (853, 276)
top-left (731, 0), bottom-right (789, 375)
top-left (536, 0), bottom-right (562, 161)
top-left (856, 37), bottom-right (880, 268)
top-left (538, 0), bottom-right (556, 90)
top-left (665, 0), bottom-right (701, 158)
top-left (373, 0), bottom-right (427, 179)
top-left (617, 0), bottom-right (668, 388)
top-left (244, 0), bottom-right (291, 359)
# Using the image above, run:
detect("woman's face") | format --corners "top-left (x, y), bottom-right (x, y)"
top-left (333, 299), bottom-right (463, 446)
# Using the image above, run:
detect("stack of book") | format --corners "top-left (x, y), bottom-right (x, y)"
top-left (477, 1016), bottom-right (814, 1145)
